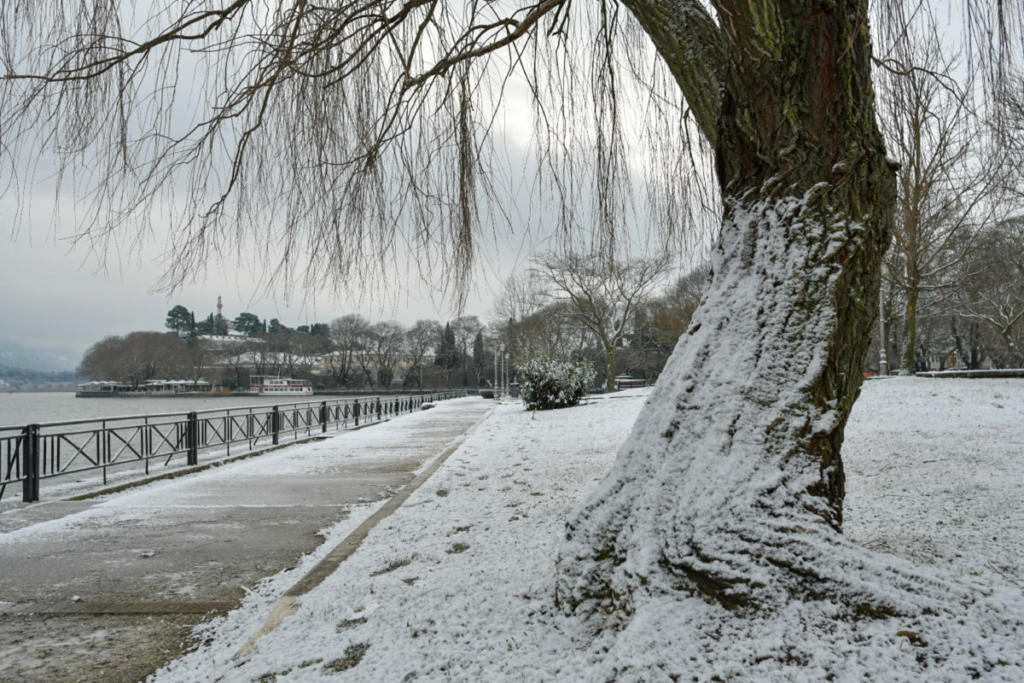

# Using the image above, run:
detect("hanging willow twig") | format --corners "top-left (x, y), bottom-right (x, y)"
top-left (0, 1), bottom-right (1020, 301)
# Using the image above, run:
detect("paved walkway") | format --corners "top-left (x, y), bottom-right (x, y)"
top-left (0, 397), bottom-right (492, 682)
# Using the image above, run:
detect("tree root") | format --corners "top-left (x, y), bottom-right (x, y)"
top-left (558, 514), bottom-right (1024, 678)
top-left (558, 507), bottom-right (972, 622)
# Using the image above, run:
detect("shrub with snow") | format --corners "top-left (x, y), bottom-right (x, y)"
top-left (520, 358), bottom-right (594, 410)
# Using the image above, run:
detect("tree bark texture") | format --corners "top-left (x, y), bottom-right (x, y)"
top-left (606, 347), bottom-right (617, 393)
top-left (558, 0), bottom-right (897, 616)
top-left (901, 285), bottom-right (919, 373)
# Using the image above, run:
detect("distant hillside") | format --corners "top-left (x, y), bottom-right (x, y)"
top-left (0, 338), bottom-right (79, 373)
top-left (0, 364), bottom-right (80, 391)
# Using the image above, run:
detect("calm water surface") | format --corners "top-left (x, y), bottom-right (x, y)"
top-left (0, 392), bottom-right (320, 428)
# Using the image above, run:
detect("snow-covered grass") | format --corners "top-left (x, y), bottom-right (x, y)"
top-left (845, 378), bottom-right (1024, 589)
top-left (154, 379), bottom-right (1024, 681)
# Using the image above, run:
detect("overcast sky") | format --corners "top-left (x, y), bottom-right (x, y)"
top-left (0, 3), bottom-right (712, 367)
top-left (0, 106), bottom-right (685, 368)
top-left (0, 126), bottom-right (579, 364)
top-left (0, 212), bottom-right (530, 362)
top-left (0, 78), bottom-right (539, 362)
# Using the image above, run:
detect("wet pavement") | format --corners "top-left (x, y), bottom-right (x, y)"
top-left (0, 397), bottom-right (492, 682)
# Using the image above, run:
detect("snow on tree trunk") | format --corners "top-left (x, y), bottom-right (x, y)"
top-left (557, 0), bottom-right (1024, 660)
top-left (557, 186), bottom-right (895, 614)
top-left (557, 0), bottom-right (903, 618)
top-left (555, 192), bottom-right (1024, 675)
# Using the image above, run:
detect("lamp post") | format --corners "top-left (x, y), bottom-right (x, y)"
top-left (879, 261), bottom-right (889, 376)
top-left (504, 352), bottom-right (510, 397)
top-left (494, 344), bottom-right (501, 397)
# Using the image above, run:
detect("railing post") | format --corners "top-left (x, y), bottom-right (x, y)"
top-left (21, 424), bottom-right (40, 503)
top-left (376, 398), bottom-right (382, 421)
top-left (271, 406), bottom-right (280, 445)
top-left (186, 412), bottom-right (199, 466)
top-left (144, 416), bottom-right (151, 475)
top-left (320, 401), bottom-right (328, 433)
top-left (353, 399), bottom-right (360, 426)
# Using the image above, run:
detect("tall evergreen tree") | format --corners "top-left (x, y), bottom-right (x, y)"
top-left (472, 330), bottom-right (487, 387)
top-left (435, 322), bottom-right (459, 386)
top-left (233, 312), bottom-right (263, 337)
top-left (164, 305), bottom-right (193, 334)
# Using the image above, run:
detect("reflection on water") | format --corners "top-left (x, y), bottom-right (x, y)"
top-left (0, 392), bottom-right (317, 428)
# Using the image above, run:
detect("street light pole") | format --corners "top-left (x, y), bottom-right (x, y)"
top-left (879, 261), bottom-right (889, 376)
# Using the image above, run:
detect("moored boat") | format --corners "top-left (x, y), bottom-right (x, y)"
top-left (243, 376), bottom-right (314, 396)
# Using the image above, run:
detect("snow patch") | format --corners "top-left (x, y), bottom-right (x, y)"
top-left (150, 382), bottom-right (1024, 680)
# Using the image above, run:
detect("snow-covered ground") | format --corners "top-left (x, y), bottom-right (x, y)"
top-left (153, 379), bottom-right (1024, 682)
top-left (845, 378), bottom-right (1024, 590)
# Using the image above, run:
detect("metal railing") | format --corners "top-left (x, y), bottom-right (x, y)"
top-left (0, 392), bottom-right (464, 503)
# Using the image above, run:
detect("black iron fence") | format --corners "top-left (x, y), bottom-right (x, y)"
top-left (0, 392), bottom-right (463, 503)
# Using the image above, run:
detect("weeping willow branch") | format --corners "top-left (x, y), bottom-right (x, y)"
top-left (0, 1), bottom-right (1020, 302)
top-left (2, 0), bottom-right (720, 300)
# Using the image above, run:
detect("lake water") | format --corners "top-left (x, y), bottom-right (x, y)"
top-left (0, 392), bottom-right (327, 428)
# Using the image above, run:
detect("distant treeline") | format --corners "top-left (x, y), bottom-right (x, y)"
top-left (77, 258), bottom-right (710, 392)
top-left (164, 303), bottom-right (327, 338)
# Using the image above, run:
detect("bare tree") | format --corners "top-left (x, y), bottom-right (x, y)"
top-left (494, 270), bottom-right (572, 375)
top-left (615, 266), bottom-right (708, 381)
top-left (995, 73), bottom-right (1024, 206)
top-left (4, 0), bottom-right (1024, 667)
top-left (503, 301), bottom-right (593, 368)
top-left (450, 315), bottom-right (483, 386)
top-left (78, 332), bottom-right (188, 386)
top-left (368, 321), bottom-right (406, 387)
top-left (219, 344), bottom-right (253, 389)
top-left (77, 336), bottom-right (127, 382)
top-left (284, 332), bottom-right (320, 378)
top-left (261, 331), bottom-right (300, 376)
top-left (877, 34), bottom-right (1007, 374)
top-left (643, 266), bottom-right (709, 351)
top-left (494, 271), bottom-right (548, 324)
top-left (536, 252), bottom-right (666, 391)
top-left (179, 339), bottom-right (212, 383)
top-left (404, 319), bottom-right (441, 388)
top-left (245, 340), bottom-right (277, 378)
top-left (327, 314), bottom-right (371, 387)
top-left (955, 217), bottom-right (1024, 366)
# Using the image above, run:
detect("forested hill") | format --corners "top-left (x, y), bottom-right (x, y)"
top-left (0, 364), bottom-right (80, 390)
top-left (0, 338), bottom-right (78, 373)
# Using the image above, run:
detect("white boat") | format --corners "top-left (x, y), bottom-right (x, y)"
top-left (246, 376), bottom-right (314, 396)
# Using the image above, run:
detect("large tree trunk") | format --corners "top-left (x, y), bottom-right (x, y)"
top-left (557, 0), bottom-right (899, 618)
top-left (901, 283), bottom-right (919, 373)
top-left (606, 346), bottom-right (617, 393)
